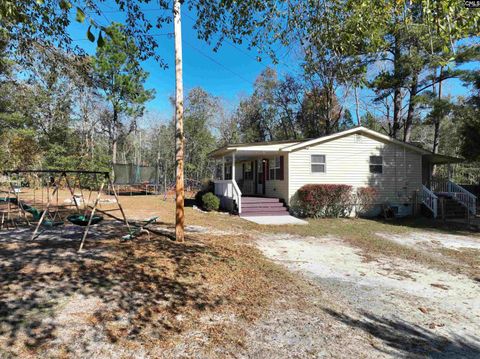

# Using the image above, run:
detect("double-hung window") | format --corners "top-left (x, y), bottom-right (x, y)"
top-left (369, 156), bottom-right (383, 174)
top-left (269, 156), bottom-right (283, 180)
top-left (311, 155), bottom-right (326, 173)
top-left (244, 162), bottom-right (253, 180)
top-left (269, 157), bottom-right (279, 180)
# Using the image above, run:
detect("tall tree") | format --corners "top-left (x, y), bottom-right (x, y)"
top-left (297, 87), bottom-right (343, 137)
top-left (183, 87), bottom-right (219, 182)
top-left (274, 75), bottom-right (302, 139)
top-left (236, 68), bottom-right (279, 142)
top-left (300, 0), bottom-right (368, 135)
top-left (457, 71), bottom-right (480, 161)
top-left (93, 22), bottom-right (154, 165)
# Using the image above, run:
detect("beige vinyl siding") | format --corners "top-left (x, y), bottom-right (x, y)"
top-left (265, 155), bottom-right (289, 201)
top-left (287, 133), bottom-right (422, 205)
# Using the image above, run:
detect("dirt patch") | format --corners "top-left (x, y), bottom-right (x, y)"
top-left (377, 231), bottom-right (480, 250)
top-left (256, 233), bottom-right (480, 358)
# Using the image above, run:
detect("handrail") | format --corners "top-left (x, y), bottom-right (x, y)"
top-left (422, 185), bottom-right (438, 218)
top-left (213, 179), bottom-right (242, 214)
top-left (431, 177), bottom-right (449, 193)
top-left (231, 179), bottom-right (242, 214)
top-left (448, 181), bottom-right (477, 215)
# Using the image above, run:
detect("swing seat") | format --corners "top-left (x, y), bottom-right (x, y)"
top-left (24, 206), bottom-right (43, 221)
top-left (67, 214), bottom-right (104, 226)
top-left (121, 216), bottom-right (158, 241)
top-left (42, 220), bottom-right (64, 228)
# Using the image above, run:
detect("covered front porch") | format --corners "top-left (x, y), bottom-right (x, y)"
top-left (209, 143), bottom-right (290, 215)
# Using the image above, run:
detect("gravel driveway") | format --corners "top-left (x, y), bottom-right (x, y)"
top-left (255, 233), bottom-right (480, 358)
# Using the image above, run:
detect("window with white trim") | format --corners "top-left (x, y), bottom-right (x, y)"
top-left (311, 154), bottom-right (326, 173)
top-left (269, 157), bottom-right (281, 180)
top-left (244, 162), bottom-right (253, 180)
top-left (369, 156), bottom-right (383, 173)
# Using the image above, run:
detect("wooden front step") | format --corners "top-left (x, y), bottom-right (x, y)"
top-left (438, 198), bottom-right (470, 219)
top-left (240, 197), bottom-right (289, 217)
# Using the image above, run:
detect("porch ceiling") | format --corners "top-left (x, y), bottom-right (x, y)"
top-left (424, 153), bottom-right (464, 164)
top-left (209, 148), bottom-right (286, 160)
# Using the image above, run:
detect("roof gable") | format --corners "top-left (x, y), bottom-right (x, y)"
top-left (282, 126), bottom-right (431, 155)
top-left (209, 126), bottom-right (447, 159)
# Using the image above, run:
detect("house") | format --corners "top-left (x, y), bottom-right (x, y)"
top-left (208, 126), bottom-right (476, 218)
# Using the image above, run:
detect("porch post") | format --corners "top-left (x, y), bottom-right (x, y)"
top-left (222, 156), bottom-right (225, 180)
top-left (232, 152), bottom-right (236, 181)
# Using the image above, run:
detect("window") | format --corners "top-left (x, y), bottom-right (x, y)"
top-left (369, 156), bottom-right (383, 173)
top-left (269, 157), bottom-right (281, 180)
top-left (311, 154), bottom-right (326, 173)
top-left (225, 164), bottom-right (232, 180)
top-left (244, 162), bottom-right (253, 180)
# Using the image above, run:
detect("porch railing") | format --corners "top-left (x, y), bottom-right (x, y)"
top-left (213, 179), bottom-right (242, 214)
top-left (447, 181), bottom-right (477, 216)
top-left (430, 177), bottom-right (449, 193)
top-left (422, 185), bottom-right (438, 218)
top-left (428, 178), bottom-right (477, 216)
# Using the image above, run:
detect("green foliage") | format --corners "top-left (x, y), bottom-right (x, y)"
top-left (297, 87), bottom-right (352, 137)
top-left (457, 72), bottom-right (480, 162)
top-left (183, 88), bottom-right (219, 182)
top-left (195, 181), bottom-right (215, 207)
top-left (93, 23), bottom-right (154, 164)
top-left (0, 128), bottom-right (41, 169)
top-left (201, 192), bottom-right (220, 212)
top-left (94, 23), bottom-right (154, 119)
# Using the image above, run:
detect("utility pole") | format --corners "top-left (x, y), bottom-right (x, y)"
top-left (173, 0), bottom-right (185, 242)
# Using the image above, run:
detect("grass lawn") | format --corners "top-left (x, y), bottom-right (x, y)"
top-left (120, 195), bottom-right (479, 280)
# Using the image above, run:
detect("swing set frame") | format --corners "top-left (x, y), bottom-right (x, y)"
top-left (1, 170), bottom-right (130, 251)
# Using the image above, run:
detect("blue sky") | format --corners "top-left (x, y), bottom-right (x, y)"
top-left (68, 3), bottom-right (296, 123)
top-left (67, 2), bottom-right (476, 126)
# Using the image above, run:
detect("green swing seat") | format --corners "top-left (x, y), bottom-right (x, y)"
top-left (67, 214), bottom-right (104, 226)
top-left (1, 197), bottom-right (61, 226)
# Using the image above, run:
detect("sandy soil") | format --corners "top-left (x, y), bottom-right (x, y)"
top-left (255, 233), bottom-right (480, 358)
top-left (377, 231), bottom-right (480, 250)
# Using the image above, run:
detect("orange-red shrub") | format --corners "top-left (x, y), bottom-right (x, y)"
top-left (292, 184), bottom-right (353, 218)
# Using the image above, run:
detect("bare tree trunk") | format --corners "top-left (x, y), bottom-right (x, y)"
top-left (174, 0), bottom-right (185, 242)
top-left (404, 71), bottom-right (418, 142)
top-left (432, 66), bottom-right (443, 155)
top-left (112, 108), bottom-right (118, 165)
top-left (354, 87), bottom-right (361, 126)
top-left (392, 38), bottom-right (402, 139)
top-left (112, 140), bottom-right (117, 164)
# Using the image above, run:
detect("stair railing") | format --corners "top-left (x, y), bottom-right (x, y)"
top-left (430, 177), bottom-right (448, 192)
top-left (213, 179), bottom-right (242, 214)
top-left (232, 179), bottom-right (242, 214)
top-left (422, 185), bottom-right (438, 218)
top-left (447, 181), bottom-right (477, 216)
